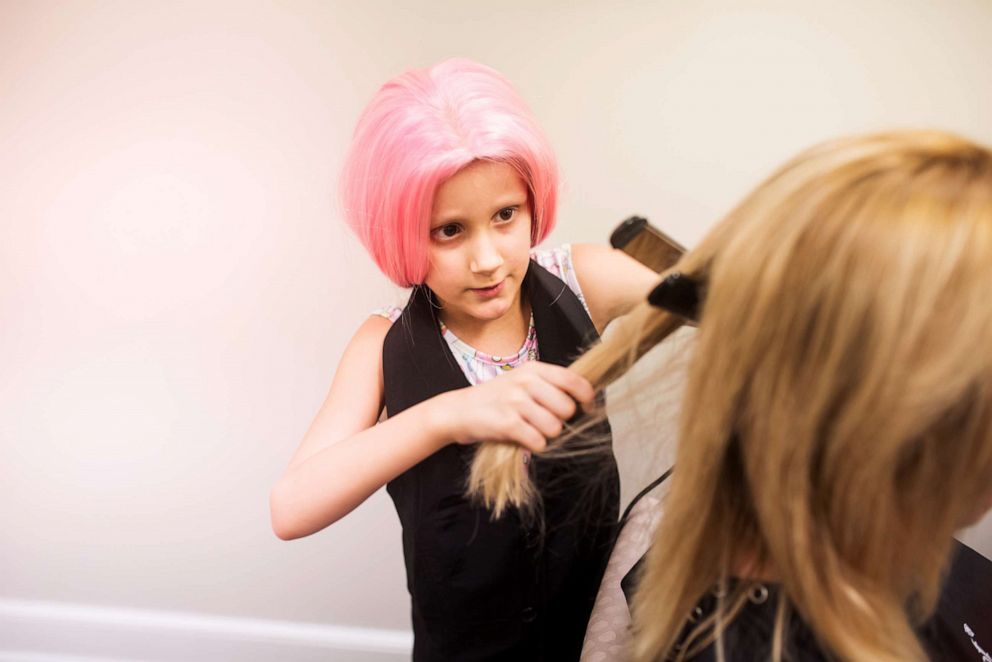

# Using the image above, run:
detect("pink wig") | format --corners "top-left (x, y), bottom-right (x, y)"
top-left (339, 59), bottom-right (559, 287)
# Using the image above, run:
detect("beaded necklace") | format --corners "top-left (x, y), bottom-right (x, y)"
top-left (438, 313), bottom-right (538, 372)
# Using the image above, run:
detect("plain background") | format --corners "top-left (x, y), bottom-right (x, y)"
top-left (2, 0), bottom-right (991, 657)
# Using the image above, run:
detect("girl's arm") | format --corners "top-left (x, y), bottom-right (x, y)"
top-left (571, 243), bottom-right (660, 333)
top-left (270, 315), bottom-right (430, 540)
top-left (270, 316), bottom-right (594, 540)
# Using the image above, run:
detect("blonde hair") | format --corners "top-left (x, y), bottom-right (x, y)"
top-left (466, 302), bottom-right (685, 518)
top-left (472, 130), bottom-right (992, 659)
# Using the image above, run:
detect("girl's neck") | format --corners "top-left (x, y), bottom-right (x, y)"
top-left (439, 293), bottom-right (531, 357)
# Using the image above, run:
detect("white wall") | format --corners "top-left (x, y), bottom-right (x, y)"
top-left (2, 1), bottom-right (990, 659)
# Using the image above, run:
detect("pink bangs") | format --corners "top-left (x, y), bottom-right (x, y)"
top-left (339, 58), bottom-right (559, 287)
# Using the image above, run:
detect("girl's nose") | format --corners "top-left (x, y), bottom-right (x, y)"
top-left (469, 233), bottom-right (504, 274)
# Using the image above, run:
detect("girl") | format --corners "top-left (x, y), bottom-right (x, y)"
top-left (269, 58), bottom-right (657, 661)
top-left (569, 130), bottom-right (992, 661)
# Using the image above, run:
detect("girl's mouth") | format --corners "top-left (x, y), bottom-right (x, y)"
top-left (471, 280), bottom-right (505, 298)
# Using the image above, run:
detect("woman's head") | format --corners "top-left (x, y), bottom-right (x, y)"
top-left (339, 58), bottom-right (559, 287)
top-left (575, 131), bottom-right (992, 661)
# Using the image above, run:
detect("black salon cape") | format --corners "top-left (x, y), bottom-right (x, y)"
top-left (382, 261), bottom-right (620, 662)
top-left (619, 473), bottom-right (992, 661)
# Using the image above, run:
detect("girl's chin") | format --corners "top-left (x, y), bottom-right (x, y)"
top-left (439, 281), bottom-right (522, 322)
top-left (468, 298), bottom-right (513, 319)
top-left (455, 292), bottom-right (518, 321)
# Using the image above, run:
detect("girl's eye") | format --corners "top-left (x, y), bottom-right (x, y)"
top-left (496, 207), bottom-right (516, 222)
top-left (432, 224), bottom-right (461, 241)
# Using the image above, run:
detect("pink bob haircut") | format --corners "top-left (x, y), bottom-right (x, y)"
top-left (339, 58), bottom-right (559, 287)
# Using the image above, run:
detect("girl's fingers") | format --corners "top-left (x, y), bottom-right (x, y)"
top-left (525, 377), bottom-right (579, 422)
top-left (510, 415), bottom-right (548, 453)
top-left (517, 399), bottom-right (564, 442)
top-left (528, 362), bottom-right (595, 408)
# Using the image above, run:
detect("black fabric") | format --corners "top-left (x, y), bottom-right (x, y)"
top-left (668, 585), bottom-right (830, 662)
top-left (382, 260), bottom-right (620, 662)
top-left (919, 541), bottom-right (992, 661)
top-left (618, 473), bottom-right (992, 661)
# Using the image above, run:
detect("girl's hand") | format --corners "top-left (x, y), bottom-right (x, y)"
top-left (437, 361), bottom-right (595, 453)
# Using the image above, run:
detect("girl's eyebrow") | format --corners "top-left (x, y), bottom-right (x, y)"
top-left (432, 195), bottom-right (527, 226)
top-left (488, 195), bottom-right (527, 215)
top-left (430, 204), bottom-right (467, 225)
top-left (429, 214), bottom-right (463, 228)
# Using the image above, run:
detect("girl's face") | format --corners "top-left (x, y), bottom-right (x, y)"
top-left (425, 160), bottom-right (533, 328)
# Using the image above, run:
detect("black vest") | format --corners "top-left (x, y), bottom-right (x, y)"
top-left (382, 261), bottom-right (620, 661)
